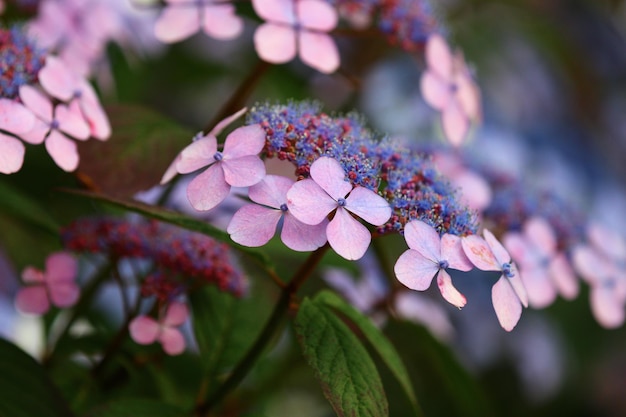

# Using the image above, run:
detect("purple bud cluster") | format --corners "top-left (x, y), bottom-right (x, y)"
top-left (61, 218), bottom-right (247, 297)
top-left (0, 25), bottom-right (45, 99)
top-left (247, 101), bottom-right (478, 237)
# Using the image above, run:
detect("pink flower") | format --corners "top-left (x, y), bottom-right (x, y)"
top-left (154, 0), bottom-right (243, 43)
top-left (227, 175), bottom-right (328, 251)
top-left (0, 99), bottom-right (36, 174)
top-left (19, 85), bottom-right (90, 171)
top-left (420, 34), bottom-right (481, 146)
top-left (504, 217), bottom-right (578, 308)
top-left (432, 152), bottom-right (491, 212)
top-left (129, 302), bottom-right (189, 355)
top-left (286, 157), bottom-right (391, 260)
top-left (462, 229), bottom-right (528, 331)
top-left (15, 252), bottom-right (79, 315)
top-left (176, 124), bottom-right (266, 211)
top-left (252, 0), bottom-right (340, 74)
top-left (394, 220), bottom-right (473, 308)
top-left (38, 56), bottom-right (111, 140)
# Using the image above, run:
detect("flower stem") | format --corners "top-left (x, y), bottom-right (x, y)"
top-left (194, 244), bottom-right (329, 416)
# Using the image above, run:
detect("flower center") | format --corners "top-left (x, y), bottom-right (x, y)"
top-left (50, 119), bottom-right (60, 129)
top-left (337, 198), bottom-right (347, 207)
top-left (438, 260), bottom-right (449, 270)
top-left (280, 203), bottom-right (288, 212)
top-left (213, 151), bottom-right (224, 162)
top-left (502, 262), bottom-right (515, 278)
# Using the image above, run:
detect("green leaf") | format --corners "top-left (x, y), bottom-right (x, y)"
top-left (294, 297), bottom-right (388, 417)
top-left (76, 103), bottom-right (195, 199)
top-left (0, 338), bottom-right (74, 417)
top-left (189, 286), bottom-right (266, 378)
top-left (82, 399), bottom-right (186, 417)
top-left (61, 188), bottom-right (271, 268)
top-left (0, 179), bottom-right (59, 234)
top-left (314, 290), bottom-right (422, 416)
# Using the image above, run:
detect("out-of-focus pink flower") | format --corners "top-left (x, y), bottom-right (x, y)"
top-left (252, 0), bottom-right (340, 73)
top-left (462, 229), bottom-right (528, 331)
top-left (395, 220), bottom-right (473, 308)
top-left (504, 217), bottom-right (578, 308)
top-left (154, 0), bottom-right (243, 43)
top-left (0, 99), bottom-right (36, 174)
top-left (19, 85), bottom-right (90, 171)
top-left (15, 252), bottom-right (79, 315)
top-left (432, 152), bottom-right (492, 212)
top-left (38, 56), bottom-right (111, 140)
top-left (176, 124), bottom-right (266, 211)
top-left (129, 302), bottom-right (189, 355)
top-left (286, 157), bottom-right (391, 260)
top-left (420, 34), bottom-right (481, 146)
top-left (227, 175), bottom-right (328, 251)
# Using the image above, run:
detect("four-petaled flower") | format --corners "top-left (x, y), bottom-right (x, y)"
top-left (19, 85), bottom-right (90, 171)
top-left (286, 156), bottom-right (391, 260)
top-left (252, 0), bottom-right (340, 73)
top-left (15, 252), bottom-right (79, 315)
top-left (420, 34), bottom-right (481, 146)
top-left (154, 0), bottom-right (243, 44)
top-left (129, 301), bottom-right (189, 355)
top-left (394, 220), bottom-right (473, 308)
top-left (227, 175), bottom-right (328, 251)
top-left (176, 124), bottom-right (267, 211)
top-left (462, 229), bottom-right (528, 331)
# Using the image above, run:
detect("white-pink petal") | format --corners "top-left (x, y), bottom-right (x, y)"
top-left (254, 23), bottom-right (297, 64)
top-left (345, 186), bottom-right (391, 226)
top-left (440, 234), bottom-right (473, 271)
top-left (154, 6), bottom-right (201, 43)
top-left (590, 285), bottom-right (625, 329)
top-left (420, 72), bottom-right (450, 111)
top-left (326, 207), bottom-right (371, 260)
top-left (519, 267), bottom-right (556, 309)
top-left (402, 220), bottom-right (440, 263)
top-left (281, 214), bottom-right (328, 251)
top-left (252, 0), bottom-right (295, 23)
top-left (208, 108), bottom-right (247, 137)
top-left (19, 85), bottom-right (52, 122)
top-left (159, 327), bottom-right (186, 355)
top-left (0, 133), bottom-right (26, 175)
top-left (220, 155), bottom-right (266, 187)
top-left (223, 124), bottom-right (266, 159)
top-left (297, 0), bottom-right (338, 31)
top-left (441, 100), bottom-right (469, 147)
top-left (201, 4), bottom-right (243, 40)
top-left (524, 217), bottom-right (557, 256)
top-left (298, 31), bottom-right (340, 74)
top-left (227, 205), bottom-right (282, 247)
top-left (462, 234), bottom-right (500, 272)
top-left (56, 102), bottom-right (90, 140)
top-left (287, 179), bottom-right (337, 225)
top-left (437, 269), bottom-right (466, 308)
top-left (483, 229), bottom-right (511, 266)
top-left (249, 175), bottom-right (293, 208)
top-left (492, 275), bottom-right (523, 332)
top-left (548, 254), bottom-right (579, 300)
top-left (394, 249), bottom-right (439, 291)
top-left (309, 157), bottom-right (352, 200)
top-left (0, 99), bottom-right (35, 134)
top-left (177, 135), bottom-right (218, 174)
top-left (186, 163), bottom-right (230, 211)
top-left (129, 316), bottom-right (160, 344)
top-left (425, 34), bottom-right (453, 81)
top-left (39, 56), bottom-right (76, 101)
top-left (45, 130), bottom-right (80, 172)
top-left (162, 302), bottom-right (189, 327)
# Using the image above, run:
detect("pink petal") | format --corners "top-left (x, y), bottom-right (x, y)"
top-left (298, 31), bottom-right (340, 74)
top-left (452, 170), bottom-right (492, 211)
top-left (492, 275), bottom-right (523, 332)
top-left (22, 267), bottom-right (45, 283)
top-left (524, 217), bottom-right (557, 257)
top-left (49, 282), bottom-right (80, 308)
top-left (507, 263), bottom-right (529, 307)
top-left (45, 252), bottom-right (78, 283)
top-left (56, 102), bottom-right (90, 140)
top-left (402, 220), bottom-right (441, 263)
top-left (208, 108), bottom-right (247, 137)
top-left (39, 56), bottom-right (77, 101)
top-left (548, 253), bottom-right (579, 300)
top-left (454, 69), bottom-right (481, 121)
top-left (129, 316), bottom-right (160, 344)
top-left (77, 88), bottom-right (111, 140)
top-left (254, 23), bottom-right (297, 64)
top-left (297, 0), bottom-right (338, 31)
top-left (590, 285), bottom-right (625, 329)
top-left (437, 269), bottom-right (466, 308)
top-left (251, 0), bottom-right (295, 23)
top-left (0, 133), bottom-right (25, 174)
top-left (345, 186), bottom-right (391, 226)
top-left (177, 135), bottom-right (218, 174)
top-left (588, 223), bottom-right (626, 262)
top-left (286, 178), bottom-right (337, 225)
top-left (223, 124), bottom-right (266, 158)
top-left (161, 153), bottom-right (182, 184)
top-left (483, 229), bottom-right (511, 266)
top-left (420, 71), bottom-right (451, 111)
top-left (162, 302), bottom-right (189, 326)
top-left (187, 164), bottom-right (231, 211)
top-left (462, 235), bottom-right (500, 271)
top-left (394, 249), bottom-right (439, 291)
top-left (221, 155), bottom-right (266, 187)
top-left (309, 157), bottom-right (352, 200)
top-left (441, 100), bottom-right (469, 147)
top-left (227, 204), bottom-right (282, 247)
top-left (19, 118), bottom-right (49, 145)
top-left (45, 130), bottom-right (79, 172)
top-left (15, 286), bottom-right (50, 315)
top-left (519, 267), bottom-right (556, 309)
top-left (572, 245), bottom-right (606, 284)
top-left (248, 175), bottom-right (293, 208)
top-left (201, 4), bottom-right (243, 40)
top-left (19, 85), bottom-right (52, 122)
top-left (154, 5), bottom-right (200, 43)
top-left (0, 99), bottom-right (36, 134)
top-left (159, 327), bottom-right (186, 355)
top-left (281, 214), bottom-right (328, 251)
top-left (440, 234), bottom-right (473, 271)
top-left (326, 207), bottom-right (371, 260)
top-left (425, 34), bottom-right (453, 81)
top-left (503, 232), bottom-right (534, 267)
